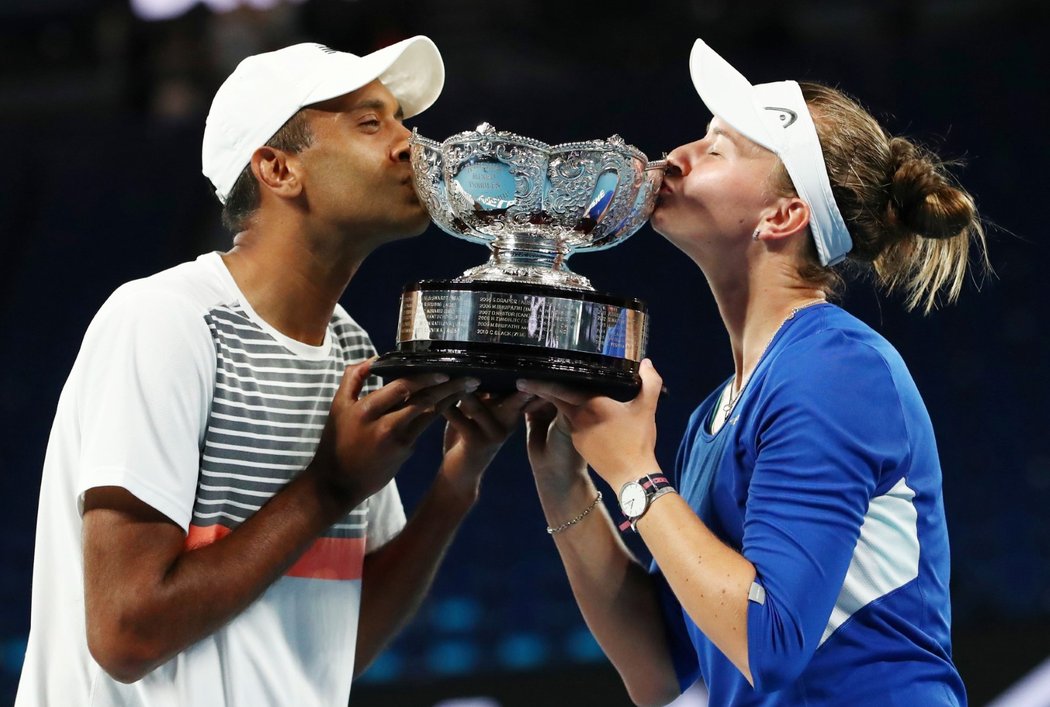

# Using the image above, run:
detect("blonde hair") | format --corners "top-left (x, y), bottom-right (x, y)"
top-left (776, 82), bottom-right (990, 313)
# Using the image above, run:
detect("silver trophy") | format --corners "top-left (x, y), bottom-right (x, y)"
top-left (371, 123), bottom-right (666, 400)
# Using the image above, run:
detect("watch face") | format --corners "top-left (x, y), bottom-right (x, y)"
top-left (619, 482), bottom-right (647, 519)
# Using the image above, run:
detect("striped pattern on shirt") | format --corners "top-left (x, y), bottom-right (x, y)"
top-left (185, 302), bottom-right (380, 580)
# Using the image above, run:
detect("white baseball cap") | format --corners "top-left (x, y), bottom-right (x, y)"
top-left (688, 38), bottom-right (852, 266)
top-left (202, 35), bottom-right (444, 204)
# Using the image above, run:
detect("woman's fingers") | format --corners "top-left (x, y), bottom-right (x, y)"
top-left (637, 358), bottom-right (664, 408)
top-left (515, 379), bottom-right (594, 407)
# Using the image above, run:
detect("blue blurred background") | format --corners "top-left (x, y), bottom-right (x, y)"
top-left (2, 1), bottom-right (1048, 705)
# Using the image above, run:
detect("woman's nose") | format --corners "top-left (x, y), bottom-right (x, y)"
top-left (665, 139), bottom-right (706, 176)
top-left (664, 147), bottom-right (688, 177)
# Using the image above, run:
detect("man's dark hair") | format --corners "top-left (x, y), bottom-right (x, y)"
top-left (220, 111), bottom-right (314, 233)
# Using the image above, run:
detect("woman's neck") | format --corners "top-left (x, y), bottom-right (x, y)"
top-left (710, 262), bottom-right (826, 394)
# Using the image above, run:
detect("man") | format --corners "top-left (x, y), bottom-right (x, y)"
top-left (17, 36), bottom-right (530, 706)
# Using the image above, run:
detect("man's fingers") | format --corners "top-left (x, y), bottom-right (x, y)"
top-left (341, 357), bottom-right (377, 402)
top-left (525, 411), bottom-right (552, 457)
top-left (489, 391), bottom-right (535, 429)
top-left (396, 388), bottom-right (471, 442)
top-left (523, 398), bottom-right (553, 416)
top-left (445, 390), bottom-right (531, 440)
top-left (361, 374), bottom-right (466, 419)
top-left (452, 394), bottom-right (497, 438)
top-left (443, 400), bottom-right (472, 431)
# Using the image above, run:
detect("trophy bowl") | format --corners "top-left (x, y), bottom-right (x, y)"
top-left (370, 123), bottom-right (667, 401)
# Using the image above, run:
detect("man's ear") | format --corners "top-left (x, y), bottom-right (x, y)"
top-left (756, 196), bottom-right (810, 242)
top-left (250, 147), bottom-right (303, 199)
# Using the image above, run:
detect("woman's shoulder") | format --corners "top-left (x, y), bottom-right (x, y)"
top-left (762, 305), bottom-right (915, 409)
top-left (776, 304), bottom-right (902, 372)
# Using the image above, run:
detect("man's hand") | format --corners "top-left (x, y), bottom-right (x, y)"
top-left (309, 358), bottom-right (479, 509)
top-left (438, 390), bottom-right (534, 503)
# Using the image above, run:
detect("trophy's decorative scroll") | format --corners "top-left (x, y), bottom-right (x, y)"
top-left (371, 123), bottom-right (667, 401)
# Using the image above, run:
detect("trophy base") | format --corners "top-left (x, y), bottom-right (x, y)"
top-left (371, 279), bottom-right (649, 402)
top-left (371, 344), bottom-right (640, 402)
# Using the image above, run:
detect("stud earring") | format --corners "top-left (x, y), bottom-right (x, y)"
top-left (752, 229), bottom-right (761, 240)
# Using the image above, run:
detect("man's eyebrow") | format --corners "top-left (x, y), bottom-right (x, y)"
top-left (350, 98), bottom-right (404, 120)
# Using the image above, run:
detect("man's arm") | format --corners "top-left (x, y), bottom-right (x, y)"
top-left (83, 362), bottom-right (471, 683)
top-left (84, 471), bottom-right (354, 682)
top-left (353, 392), bottom-right (532, 675)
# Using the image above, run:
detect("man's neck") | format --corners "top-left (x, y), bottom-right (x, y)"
top-left (220, 228), bottom-right (367, 346)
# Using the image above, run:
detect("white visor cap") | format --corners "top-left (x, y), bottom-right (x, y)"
top-left (688, 38), bottom-right (852, 266)
top-left (202, 35), bottom-right (444, 204)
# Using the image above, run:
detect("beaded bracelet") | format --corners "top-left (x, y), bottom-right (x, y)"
top-left (546, 491), bottom-right (603, 535)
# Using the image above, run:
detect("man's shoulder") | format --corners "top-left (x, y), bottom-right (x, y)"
top-left (105, 253), bottom-right (235, 319)
top-left (124, 252), bottom-right (230, 302)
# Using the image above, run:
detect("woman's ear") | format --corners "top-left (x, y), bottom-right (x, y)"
top-left (250, 146), bottom-right (303, 200)
top-left (756, 196), bottom-right (811, 242)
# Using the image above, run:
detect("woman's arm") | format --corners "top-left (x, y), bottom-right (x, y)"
top-left (525, 403), bottom-right (682, 706)
top-left (521, 362), bottom-right (756, 686)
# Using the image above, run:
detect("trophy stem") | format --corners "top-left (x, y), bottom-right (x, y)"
top-left (456, 237), bottom-right (594, 290)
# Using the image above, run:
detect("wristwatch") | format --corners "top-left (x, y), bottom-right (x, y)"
top-left (617, 474), bottom-right (676, 532)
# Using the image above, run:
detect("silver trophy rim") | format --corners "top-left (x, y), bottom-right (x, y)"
top-left (410, 124), bottom-right (662, 171)
top-left (407, 124), bottom-right (667, 291)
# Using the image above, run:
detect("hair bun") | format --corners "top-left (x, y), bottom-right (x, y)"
top-left (886, 137), bottom-right (975, 241)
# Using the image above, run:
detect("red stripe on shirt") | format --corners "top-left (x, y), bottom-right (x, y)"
top-left (185, 525), bottom-right (365, 581)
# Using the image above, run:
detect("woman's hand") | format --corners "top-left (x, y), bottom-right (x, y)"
top-left (524, 400), bottom-right (588, 495)
top-left (517, 359), bottom-right (663, 490)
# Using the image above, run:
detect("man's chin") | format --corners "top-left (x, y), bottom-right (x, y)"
top-left (407, 211), bottom-right (432, 237)
top-left (382, 213), bottom-right (431, 243)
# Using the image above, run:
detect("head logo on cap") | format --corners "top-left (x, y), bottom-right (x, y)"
top-left (764, 106), bottom-right (798, 128)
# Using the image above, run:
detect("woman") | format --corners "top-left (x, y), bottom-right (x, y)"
top-left (518, 38), bottom-right (987, 706)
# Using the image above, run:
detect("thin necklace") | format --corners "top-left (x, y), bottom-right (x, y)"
top-left (721, 299), bottom-right (826, 420)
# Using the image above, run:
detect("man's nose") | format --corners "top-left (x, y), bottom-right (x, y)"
top-left (393, 124), bottom-right (412, 162)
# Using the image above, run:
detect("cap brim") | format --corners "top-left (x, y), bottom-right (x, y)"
top-left (303, 36), bottom-right (444, 119)
top-left (688, 39), bottom-right (777, 152)
top-left (377, 36), bottom-right (445, 118)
